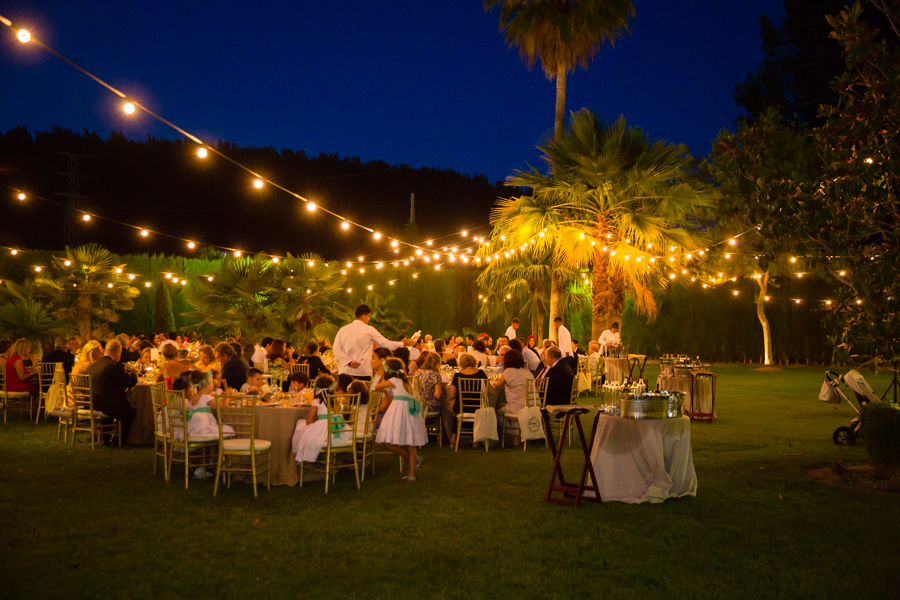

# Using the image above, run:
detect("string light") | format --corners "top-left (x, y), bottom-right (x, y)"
top-left (144, 282), bottom-right (151, 288)
top-left (234, 251), bottom-right (241, 257)
top-left (123, 101), bottom-right (135, 114)
top-left (82, 214), bottom-right (91, 221)
top-left (272, 257), bottom-right (279, 263)
top-left (140, 229), bottom-right (148, 237)
top-left (115, 268), bottom-right (122, 274)
top-left (341, 221), bottom-right (350, 230)
top-left (373, 232), bottom-right (381, 240)
top-left (16, 28), bottom-right (31, 43)
top-left (187, 241), bottom-right (195, 249)
top-left (306, 202), bottom-right (316, 211)
top-left (253, 179), bottom-right (264, 189)
top-left (17, 192), bottom-right (25, 201)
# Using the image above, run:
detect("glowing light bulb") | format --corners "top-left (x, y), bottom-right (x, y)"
top-left (725, 254), bottom-right (731, 259)
top-left (413, 274), bottom-right (418, 279)
top-left (306, 202), bottom-right (316, 211)
top-left (17, 29), bottom-right (31, 43)
top-left (702, 284), bottom-right (708, 289)
top-left (826, 300), bottom-right (832, 305)
top-left (123, 102), bottom-right (135, 114)
top-left (82, 214), bottom-right (91, 222)
top-left (253, 179), bottom-right (264, 189)
top-left (140, 229), bottom-right (148, 237)
top-left (197, 147), bottom-right (208, 158)
top-left (461, 230), bottom-right (468, 236)
top-left (64, 260), bottom-right (71, 267)
top-left (272, 257), bottom-right (279, 263)
top-left (307, 260), bottom-right (314, 267)
top-left (145, 282), bottom-right (151, 288)
top-left (391, 240), bottom-right (398, 248)
top-left (427, 240), bottom-right (433, 246)
top-left (359, 268), bottom-right (365, 274)
top-left (128, 274), bottom-right (135, 280)
top-left (373, 232), bottom-right (381, 240)
top-left (839, 271), bottom-right (846, 277)
top-left (538, 232), bottom-right (545, 238)
top-left (17, 193), bottom-right (25, 201)
top-left (795, 299), bottom-right (801, 304)
top-left (341, 221), bottom-right (350, 230)
top-left (341, 270), bottom-right (347, 275)
top-left (108, 283), bottom-right (114, 289)
top-left (347, 288), bottom-right (352, 293)
top-left (165, 273), bottom-right (172, 279)
top-left (856, 299), bottom-right (862, 305)
top-left (115, 268), bottom-right (122, 274)
top-left (790, 257), bottom-right (797, 263)
top-left (389, 281), bottom-right (394, 286)
top-left (377, 262), bottom-right (384, 269)
top-left (234, 251), bottom-right (241, 257)
top-left (669, 273), bottom-right (676, 279)
top-left (416, 249), bottom-right (423, 256)
top-left (346, 261), bottom-right (352, 267)
top-left (435, 265), bottom-right (441, 271)
top-left (367, 285), bottom-right (373, 291)
top-left (358, 256), bottom-right (364, 262)
top-left (865, 157), bottom-right (873, 164)
top-left (207, 276), bottom-right (213, 282)
top-left (187, 241), bottom-right (195, 249)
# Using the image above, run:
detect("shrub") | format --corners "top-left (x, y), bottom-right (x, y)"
top-left (862, 404), bottom-right (900, 466)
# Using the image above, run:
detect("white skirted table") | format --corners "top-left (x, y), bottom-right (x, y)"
top-left (603, 358), bottom-right (631, 384)
top-left (590, 414), bottom-right (697, 504)
top-left (657, 373), bottom-right (716, 418)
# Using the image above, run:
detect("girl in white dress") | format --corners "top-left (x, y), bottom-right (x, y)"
top-left (374, 358), bottom-right (427, 482)
top-left (291, 375), bottom-right (352, 463)
top-left (171, 370), bottom-right (234, 442)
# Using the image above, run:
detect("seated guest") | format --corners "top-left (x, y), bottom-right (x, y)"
top-left (267, 338), bottom-right (293, 389)
top-left (510, 338), bottom-right (542, 374)
top-left (297, 341), bottom-right (331, 380)
top-left (587, 341), bottom-right (603, 379)
top-left (240, 343), bottom-right (255, 369)
top-left (572, 339), bottom-right (586, 357)
top-left (195, 344), bottom-right (221, 373)
top-left (539, 339), bottom-right (553, 360)
top-left (156, 343), bottom-right (191, 390)
top-left (416, 351), bottom-right (451, 443)
top-left (409, 338), bottom-right (425, 362)
top-left (287, 371), bottom-right (309, 394)
top-left (370, 347), bottom-right (392, 391)
top-left (138, 347), bottom-right (154, 370)
top-left (252, 337), bottom-right (274, 365)
top-left (0, 339), bottom-right (13, 371)
top-left (117, 334), bottom-right (140, 363)
top-left (43, 337), bottom-right (76, 384)
top-left (494, 349), bottom-right (535, 444)
top-left (68, 341), bottom-right (103, 404)
top-left (543, 347), bottom-right (575, 405)
top-left (447, 353), bottom-right (493, 447)
top-left (392, 346), bottom-right (411, 368)
top-left (445, 344), bottom-right (466, 368)
top-left (84, 340), bottom-right (139, 443)
top-left (6, 339), bottom-right (40, 416)
top-left (496, 346), bottom-right (509, 372)
top-left (241, 368), bottom-right (266, 394)
top-left (216, 342), bottom-right (248, 391)
top-left (469, 340), bottom-right (493, 368)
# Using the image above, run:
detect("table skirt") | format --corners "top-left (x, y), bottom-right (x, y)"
top-left (590, 414), bottom-right (697, 503)
top-left (656, 376), bottom-right (714, 416)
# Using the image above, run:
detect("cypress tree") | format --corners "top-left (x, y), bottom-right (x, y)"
top-left (154, 283), bottom-right (175, 333)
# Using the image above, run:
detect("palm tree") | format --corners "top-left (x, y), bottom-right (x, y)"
top-left (28, 244), bottom-right (140, 341)
top-left (508, 111), bottom-right (715, 339)
top-left (484, 0), bottom-right (635, 139)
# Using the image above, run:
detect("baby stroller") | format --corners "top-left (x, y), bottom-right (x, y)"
top-left (819, 370), bottom-right (881, 445)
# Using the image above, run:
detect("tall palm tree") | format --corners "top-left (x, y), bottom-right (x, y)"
top-left (484, 0), bottom-right (635, 139)
top-left (509, 111), bottom-right (715, 339)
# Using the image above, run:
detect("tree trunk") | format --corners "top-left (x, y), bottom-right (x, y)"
top-left (77, 293), bottom-right (92, 342)
top-left (549, 272), bottom-right (563, 343)
top-left (590, 219), bottom-right (626, 340)
top-left (555, 65), bottom-right (567, 141)
top-left (756, 270), bottom-right (773, 366)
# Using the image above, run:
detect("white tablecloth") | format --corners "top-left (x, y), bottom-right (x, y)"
top-left (657, 375), bottom-right (714, 416)
top-left (604, 358), bottom-right (631, 384)
top-left (590, 414), bottom-right (697, 504)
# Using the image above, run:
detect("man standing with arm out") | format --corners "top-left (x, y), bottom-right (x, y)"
top-left (333, 304), bottom-right (411, 381)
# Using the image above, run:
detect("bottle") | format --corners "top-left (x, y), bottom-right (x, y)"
top-left (410, 330), bottom-right (422, 342)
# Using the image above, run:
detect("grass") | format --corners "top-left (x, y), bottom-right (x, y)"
top-left (1, 365), bottom-right (899, 600)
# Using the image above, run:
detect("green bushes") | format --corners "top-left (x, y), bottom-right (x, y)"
top-left (863, 403), bottom-right (900, 467)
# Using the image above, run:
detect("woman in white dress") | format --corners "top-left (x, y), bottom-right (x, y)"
top-left (291, 375), bottom-right (352, 464)
top-left (374, 358), bottom-right (427, 482)
top-left (493, 349), bottom-right (534, 446)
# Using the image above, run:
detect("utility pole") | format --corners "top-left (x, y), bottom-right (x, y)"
top-left (54, 152), bottom-right (93, 247)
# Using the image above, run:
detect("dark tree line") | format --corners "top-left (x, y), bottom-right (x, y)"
top-left (0, 126), bottom-right (514, 259)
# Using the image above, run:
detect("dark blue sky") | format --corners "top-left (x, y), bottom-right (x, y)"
top-left (1, 1), bottom-right (785, 183)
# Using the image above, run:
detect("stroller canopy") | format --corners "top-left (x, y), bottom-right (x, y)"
top-left (844, 370), bottom-right (880, 404)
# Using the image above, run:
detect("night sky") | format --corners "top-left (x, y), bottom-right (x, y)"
top-left (0, 1), bottom-right (785, 184)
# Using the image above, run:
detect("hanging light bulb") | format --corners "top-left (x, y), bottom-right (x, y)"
top-left (272, 257), bottom-right (280, 263)
top-left (234, 251), bottom-right (241, 257)
top-left (123, 101), bottom-right (136, 114)
top-left (108, 283), bottom-right (114, 289)
top-left (16, 29), bottom-right (31, 43)
top-left (461, 230), bottom-right (468, 236)
top-left (187, 241), bottom-right (195, 249)
top-left (17, 192), bottom-right (26, 201)
top-left (115, 268), bottom-right (122, 274)
top-left (145, 282), bottom-right (151, 288)
top-left (341, 221), bottom-right (350, 230)
top-left (416, 249), bottom-right (423, 256)
top-left (64, 260), bottom-right (71, 267)
top-left (253, 178), bottom-right (264, 189)
top-left (427, 240), bottom-right (433, 246)
top-left (140, 229), bottom-right (149, 237)
top-left (207, 276), bottom-right (213, 282)
top-left (197, 147), bottom-right (208, 158)
top-left (373, 232), bottom-right (381, 240)
top-left (391, 240), bottom-right (398, 248)
top-left (307, 260), bottom-right (315, 267)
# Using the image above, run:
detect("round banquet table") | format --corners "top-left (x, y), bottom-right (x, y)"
top-left (590, 414), bottom-right (697, 503)
top-left (126, 384), bottom-right (155, 445)
top-left (253, 405), bottom-right (311, 486)
top-left (656, 374), bottom-right (715, 416)
top-left (603, 357), bottom-right (631, 384)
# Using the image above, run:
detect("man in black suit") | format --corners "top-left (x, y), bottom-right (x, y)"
top-left (216, 342), bottom-right (248, 391)
top-left (543, 347), bottom-right (575, 406)
top-left (43, 337), bottom-right (76, 384)
top-left (84, 340), bottom-right (139, 444)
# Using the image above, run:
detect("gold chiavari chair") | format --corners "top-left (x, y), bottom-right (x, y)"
top-left (356, 389), bottom-right (382, 481)
top-left (214, 396), bottom-right (271, 498)
top-left (502, 377), bottom-right (547, 451)
top-left (300, 392), bottom-right (360, 493)
top-left (454, 377), bottom-right (489, 452)
top-left (0, 368), bottom-right (33, 423)
top-left (291, 363), bottom-right (309, 377)
top-left (35, 362), bottom-right (61, 423)
top-left (165, 389), bottom-right (219, 490)
top-left (149, 381), bottom-right (169, 480)
top-left (70, 373), bottom-right (121, 449)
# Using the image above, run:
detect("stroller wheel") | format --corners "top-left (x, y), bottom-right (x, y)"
top-left (833, 426), bottom-right (857, 446)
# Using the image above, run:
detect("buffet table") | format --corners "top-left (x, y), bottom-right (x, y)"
top-left (657, 374), bottom-right (715, 417)
top-left (590, 414), bottom-right (697, 503)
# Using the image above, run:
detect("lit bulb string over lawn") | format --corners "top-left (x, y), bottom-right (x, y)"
top-left (0, 17), bottom-right (481, 259)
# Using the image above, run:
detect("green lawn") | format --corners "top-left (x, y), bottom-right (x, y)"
top-left (1, 365), bottom-right (898, 600)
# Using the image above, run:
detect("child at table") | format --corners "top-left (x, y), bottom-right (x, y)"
top-left (287, 371), bottom-right (309, 394)
top-left (240, 368), bottom-right (266, 394)
top-left (291, 375), bottom-right (352, 464)
top-left (374, 358), bottom-right (427, 483)
top-left (172, 370), bottom-right (234, 441)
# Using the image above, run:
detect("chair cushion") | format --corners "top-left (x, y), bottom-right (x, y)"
top-left (187, 435), bottom-right (220, 444)
top-left (222, 438), bottom-right (271, 452)
top-left (323, 439), bottom-right (353, 449)
top-left (50, 408), bottom-right (75, 417)
top-left (77, 409), bottom-right (110, 418)
top-left (4, 391), bottom-right (32, 398)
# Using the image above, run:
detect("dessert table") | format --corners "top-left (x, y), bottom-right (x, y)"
top-left (590, 414), bottom-right (697, 503)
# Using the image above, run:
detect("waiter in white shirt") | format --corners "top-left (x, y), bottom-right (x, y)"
top-left (504, 318), bottom-right (520, 342)
top-left (598, 322), bottom-right (621, 354)
top-left (332, 304), bottom-right (411, 380)
top-left (553, 317), bottom-right (577, 371)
